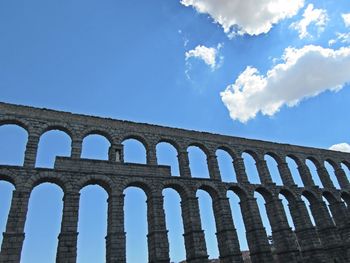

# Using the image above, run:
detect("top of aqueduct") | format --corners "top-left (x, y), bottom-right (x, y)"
top-left (0, 101), bottom-right (348, 164)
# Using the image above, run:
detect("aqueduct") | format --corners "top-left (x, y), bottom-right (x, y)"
top-left (0, 101), bottom-right (350, 263)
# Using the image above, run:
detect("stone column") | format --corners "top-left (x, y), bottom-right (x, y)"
top-left (146, 144), bottom-right (158, 166)
top-left (117, 144), bottom-right (125, 162)
top-left (108, 145), bottom-right (116, 162)
top-left (233, 157), bottom-right (249, 184)
top-left (181, 195), bottom-right (209, 263)
top-left (178, 150), bottom-right (191, 178)
top-left (316, 166), bottom-right (335, 189)
top-left (334, 166), bottom-right (350, 189)
top-left (212, 197), bottom-right (243, 263)
top-left (106, 193), bottom-right (126, 263)
top-left (0, 190), bottom-right (30, 263)
top-left (255, 160), bottom-right (273, 185)
top-left (56, 192), bottom-right (80, 263)
top-left (23, 134), bottom-right (40, 168)
top-left (147, 192), bottom-right (170, 263)
top-left (288, 200), bottom-right (326, 262)
top-left (277, 162), bottom-right (295, 186)
top-left (70, 138), bottom-right (82, 159)
top-left (108, 143), bottom-right (124, 163)
top-left (308, 199), bottom-right (346, 262)
top-left (239, 197), bottom-right (274, 263)
top-left (207, 154), bottom-right (221, 181)
top-left (264, 198), bottom-right (301, 262)
top-left (297, 164), bottom-right (315, 187)
top-left (327, 199), bottom-right (350, 260)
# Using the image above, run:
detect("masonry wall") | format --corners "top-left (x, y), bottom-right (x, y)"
top-left (0, 102), bottom-right (350, 263)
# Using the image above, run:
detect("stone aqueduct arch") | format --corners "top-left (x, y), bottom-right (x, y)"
top-left (0, 102), bottom-right (350, 263)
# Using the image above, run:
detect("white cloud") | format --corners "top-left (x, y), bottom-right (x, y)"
top-left (180, 0), bottom-right (304, 36)
top-left (290, 4), bottom-right (328, 39)
top-left (185, 44), bottom-right (221, 69)
top-left (342, 13), bottom-right (350, 27)
top-left (220, 45), bottom-right (350, 123)
top-left (329, 143), bottom-right (350, 153)
top-left (337, 32), bottom-right (350, 43)
top-left (329, 32), bottom-right (350, 46)
top-left (328, 13), bottom-right (350, 46)
top-left (328, 39), bottom-right (337, 46)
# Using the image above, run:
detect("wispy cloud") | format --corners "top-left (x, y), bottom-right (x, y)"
top-left (329, 32), bottom-right (350, 46)
top-left (178, 29), bottom-right (189, 47)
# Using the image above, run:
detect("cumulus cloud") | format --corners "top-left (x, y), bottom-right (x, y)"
top-left (220, 45), bottom-right (350, 123)
top-left (290, 4), bottom-right (328, 39)
top-left (185, 44), bottom-right (222, 70)
top-left (329, 143), bottom-right (350, 153)
top-left (180, 0), bottom-right (304, 36)
top-left (342, 13), bottom-right (350, 27)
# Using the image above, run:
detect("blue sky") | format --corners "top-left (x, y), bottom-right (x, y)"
top-left (1, 0), bottom-right (350, 262)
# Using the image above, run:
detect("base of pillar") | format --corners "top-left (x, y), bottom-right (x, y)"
top-left (250, 251), bottom-right (274, 263)
top-left (56, 232), bottom-right (78, 263)
top-left (149, 260), bottom-right (171, 263)
top-left (186, 256), bottom-right (209, 263)
top-left (219, 253), bottom-right (244, 263)
top-left (0, 232), bottom-right (25, 263)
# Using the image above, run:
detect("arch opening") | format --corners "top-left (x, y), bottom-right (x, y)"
top-left (286, 156), bottom-right (303, 187)
top-left (321, 195), bottom-right (336, 225)
top-left (301, 194), bottom-right (316, 226)
top-left (0, 124), bottom-right (28, 166)
top-left (278, 193), bottom-right (296, 230)
top-left (163, 188), bottom-right (185, 262)
top-left (81, 134), bottom-right (111, 160)
top-left (254, 192), bottom-right (273, 246)
top-left (306, 159), bottom-right (323, 188)
top-left (187, 146), bottom-right (209, 178)
top-left (242, 152), bottom-right (260, 184)
top-left (227, 190), bottom-right (247, 252)
top-left (36, 130), bottom-right (71, 168)
top-left (216, 149), bottom-right (237, 183)
top-left (124, 186), bottom-right (148, 263)
top-left (324, 161), bottom-right (341, 189)
top-left (21, 183), bottom-right (63, 263)
top-left (341, 192), bottom-right (350, 208)
top-left (77, 184), bottom-right (108, 263)
top-left (341, 163), bottom-right (350, 184)
top-left (122, 139), bottom-right (147, 164)
top-left (156, 142), bottom-right (179, 176)
top-left (196, 189), bottom-right (219, 260)
top-left (265, 154), bottom-right (283, 186)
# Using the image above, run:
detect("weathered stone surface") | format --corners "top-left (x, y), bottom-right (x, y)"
top-left (0, 102), bottom-right (350, 263)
